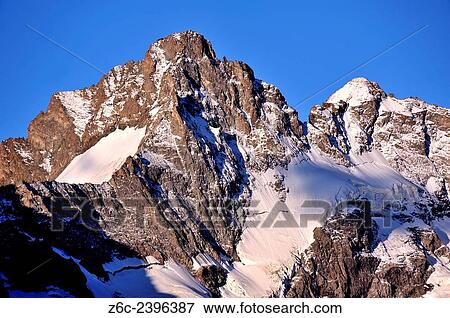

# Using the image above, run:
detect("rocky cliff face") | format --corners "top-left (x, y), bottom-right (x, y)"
top-left (0, 31), bottom-right (449, 298)
top-left (0, 31), bottom-right (306, 186)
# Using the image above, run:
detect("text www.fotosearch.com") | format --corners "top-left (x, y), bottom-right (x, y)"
top-left (203, 301), bottom-right (343, 314)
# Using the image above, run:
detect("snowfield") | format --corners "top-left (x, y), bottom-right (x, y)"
top-left (93, 258), bottom-right (210, 298)
top-left (56, 127), bottom-right (147, 184)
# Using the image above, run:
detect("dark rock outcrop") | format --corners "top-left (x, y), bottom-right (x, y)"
top-left (194, 265), bottom-right (227, 297)
top-left (285, 202), bottom-right (436, 298)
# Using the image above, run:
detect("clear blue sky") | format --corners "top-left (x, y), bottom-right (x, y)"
top-left (0, 0), bottom-right (449, 141)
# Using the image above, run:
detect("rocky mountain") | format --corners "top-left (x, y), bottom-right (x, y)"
top-left (308, 77), bottom-right (450, 201)
top-left (0, 31), bottom-right (449, 298)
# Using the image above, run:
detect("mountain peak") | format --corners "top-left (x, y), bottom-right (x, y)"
top-left (348, 76), bottom-right (372, 84)
top-left (326, 77), bottom-right (385, 107)
top-left (146, 30), bottom-right (217, 65)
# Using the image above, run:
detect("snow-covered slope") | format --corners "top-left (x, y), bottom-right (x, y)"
top-left (221, 148), bottom-right (424, 297)
top-left (51, 249), bottom-right (209, 298)
top-left (56, 127), bottom-right (146, 184)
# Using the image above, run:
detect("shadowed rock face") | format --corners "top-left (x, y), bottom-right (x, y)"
top-left (0, 184), bottom-right (126, 297)
top-left (0, 31), bottom-right (449, 298)
top-left (285, 209), bottom-right (381, 298)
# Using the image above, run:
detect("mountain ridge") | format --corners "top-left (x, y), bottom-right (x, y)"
top-left (1, 31), bottom-right (448, 199)
top-left (0, 30), bottom-right (307, 185)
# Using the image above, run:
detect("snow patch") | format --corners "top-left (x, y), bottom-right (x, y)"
top-left (56, 127), bottom-right (147, 184)
top-left (192, 253), bottom-right (222, 271)
top-left (57, 90), bottom-right (93, 138)
top-left (39, 151), bottom-right (52, 174)
top-left (14, 143), bottom-right (33, 164)
top-left (150, 41), bottom-right (171, 90)
top-left (103, 257), bottom-right (146, 273)
top-left (0, 199), bottom-right (14, 223)
top-left (426, 177), bottom-right (443, 195)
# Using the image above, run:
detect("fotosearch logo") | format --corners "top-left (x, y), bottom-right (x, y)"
top-left (47, 195), bottom-right (401, 232)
